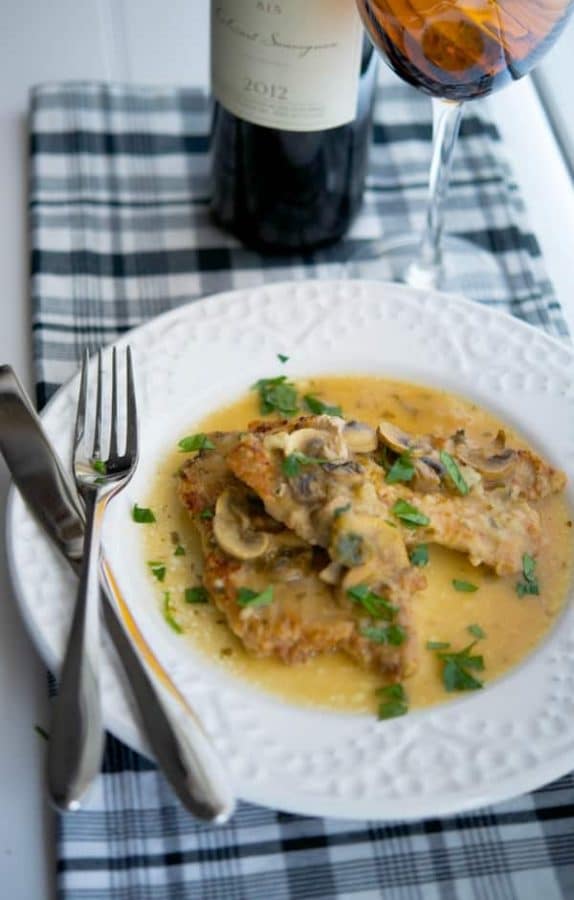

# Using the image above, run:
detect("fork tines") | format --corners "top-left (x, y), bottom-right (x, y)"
top-left (74, 346), bottom-right (137, 477)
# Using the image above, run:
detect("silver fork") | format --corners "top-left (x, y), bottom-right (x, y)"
top-left (47, 347), bottom-right (137, 811)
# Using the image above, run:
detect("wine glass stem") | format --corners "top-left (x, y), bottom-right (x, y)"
top-left (417, 98), bottom-right (464, 277)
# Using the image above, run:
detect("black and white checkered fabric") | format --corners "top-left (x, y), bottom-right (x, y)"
top-left (29, 78), bottom-right (574, 899)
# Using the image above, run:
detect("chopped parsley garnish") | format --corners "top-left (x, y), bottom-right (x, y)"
top-left (178, 433), bottom-right (216, 453)
top-left (378, 683), bottom-right (406, 701)
top-left (362, 624), bottom-right (406, 646)
top-left (185, 586), bottom-right (209, 604)
top-left (174, 545), bottom-right (186, 556)
top-left (34, 724), bottom-right (49, 741)
top-left (237, 586), bottom-right (274, 608)
top-left (426, 640), bottom-right (451, 650)
top-left (163, 592), bottom-right (182, 634)
top-left (433, 641), bottom-right (484, 692)
top-left (277, 353), bottom-right (289, 363)
top-left (333, 502), bottom-right (351, 518)
top-left (91, 458), bottom-right (107, 475)
top-left (377, 683), bottom-right (408, 720)
top-left (303, 394), bottom-right (343, 417)
top-left (199, 507), bottom-right (215, 519)
top-left (440, 450), bottom-right (469, 495)
top-left (516, 553), bottom-right (539, 597)
top-left (282, 452), bottom-right (327, 478)
top-left (334, 533), bottom-right (364, 568)
top-left (409, 544), bottom-right (429, 567)
top-left (148, 561), bottom-right (166, 582)
top-left (468, 623), bottom-right (486, 639)
top-left (391, 499), bottom-right (430, 527)
top-left (132, 504), bottom-right (156, 524)
top-left (253, 376), bottom-right (299, 417)
top-left (452, 579), bottom-right (478, 593)
top-left (385, 452), bottom-right (415, 485)
top-left (516, 582), bottom-right (539, 597)
top-left (346, 584), bottom-right (398, 620)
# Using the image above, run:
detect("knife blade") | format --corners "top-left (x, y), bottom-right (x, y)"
top-left (0, 364), bottom-right (234, 823)
top-left (0, 367), bottom-right (84, 561)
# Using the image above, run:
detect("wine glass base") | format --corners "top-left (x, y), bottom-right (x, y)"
top-left (348, 233), bottom-right (503, 299)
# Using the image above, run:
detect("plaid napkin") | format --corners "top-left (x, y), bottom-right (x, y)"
top-left (29, 76), bottom-right (574, 899)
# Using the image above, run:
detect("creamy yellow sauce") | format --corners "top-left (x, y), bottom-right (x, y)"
top-left (142, 376), bottom-right (573, 714)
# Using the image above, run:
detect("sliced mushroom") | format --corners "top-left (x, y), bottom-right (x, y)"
top-left (447, 428), bottom-right (512, 479)
top-left (378, 420), bottom-right (431, 456)
top-left (322, 460), bottom-right (364, 478)
top-left (412, 457), bottom-right (442, 492)
top-left (284, 424), bottom-right (348, 461)
top-left (288, 470), bottom-right (328, 505)
top-left (213, 487), bottom-right (270, 560)
top-left (343, 421), bottom-right (378, 454)
top-left (456, 446), bottom-right (516, 478)
top-left (269, 534), bottom-right (314, 581)
top-left (287, 428), bottom-right (330, 458)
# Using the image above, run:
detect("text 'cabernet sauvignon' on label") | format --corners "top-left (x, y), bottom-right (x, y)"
top-left (211, 0), bottom-right (365, 132)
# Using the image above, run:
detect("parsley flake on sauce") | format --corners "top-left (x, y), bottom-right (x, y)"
top-left (178, 433), bottom-right (216, 453)
top-left (303, 394), bottom-right (343, 417)
top-left (236, 586), bottom-right (274, 608)
top-left (199, 507), bottom-right (215, 519)
top-left (174, 545), bottom-right (186, 556)
top-left (516, 553), bottom-right (540, 597)
top-left (434, 641), bottom-right (484, 692)
top-left (409, 545), bottom-right (429, 567)
top-left (148, 561), bottom-right (166, 583)
top-left (346, 584), bottom-right (397, 620)
top-left (385, 452), bottom-right (415, 485)
top-left (439, 450), bottom-right (469, 495)
top-left (132, 504), bottom-right (156, 524)
top-left (391, 499), bottom-right (430, 527)
top-left (361, 624), bottom-right (406, 646)
top-left (426, 640), bottom-right (451, 651)
top-left (163, 592), bottom-right (183, 634)
top-left (377, 683), bottom-right (408, 720)
top-left (468, 624), bottom-right (486, 639)
top-left (452, 579), bottom-right (478, 593)
top-left (185, 586), bottom-right (209, 604)
top-left (253, 376), bottom-right (299, 417)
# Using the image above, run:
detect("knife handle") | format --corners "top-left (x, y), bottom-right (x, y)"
top-left (99, 569), bottom-right (235, 822)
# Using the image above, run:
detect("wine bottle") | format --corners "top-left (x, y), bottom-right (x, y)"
top-left (210, 1), bottom-right (377, 252)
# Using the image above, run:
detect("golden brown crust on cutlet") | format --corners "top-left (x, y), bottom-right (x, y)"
top-left (177, 429), bottom-right (415, 675)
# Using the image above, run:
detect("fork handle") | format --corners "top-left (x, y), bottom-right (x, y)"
top-left (47, 490), bottom-right (105, 811)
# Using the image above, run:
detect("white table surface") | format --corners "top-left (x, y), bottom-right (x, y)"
top-left (1, 3), bottom-right (573, 898)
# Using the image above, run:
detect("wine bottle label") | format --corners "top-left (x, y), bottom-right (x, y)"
top-left (211, 1), bottom-right (365, 132)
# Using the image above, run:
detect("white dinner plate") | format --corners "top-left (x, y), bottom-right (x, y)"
top-left (7, 279), bottom-right (574, 821)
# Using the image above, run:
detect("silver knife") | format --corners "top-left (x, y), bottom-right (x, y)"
top-left (0, 364), bottom-right (234, 823)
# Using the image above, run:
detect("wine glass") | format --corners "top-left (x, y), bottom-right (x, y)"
top-left (354, 0), bottom-right (574, 292)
